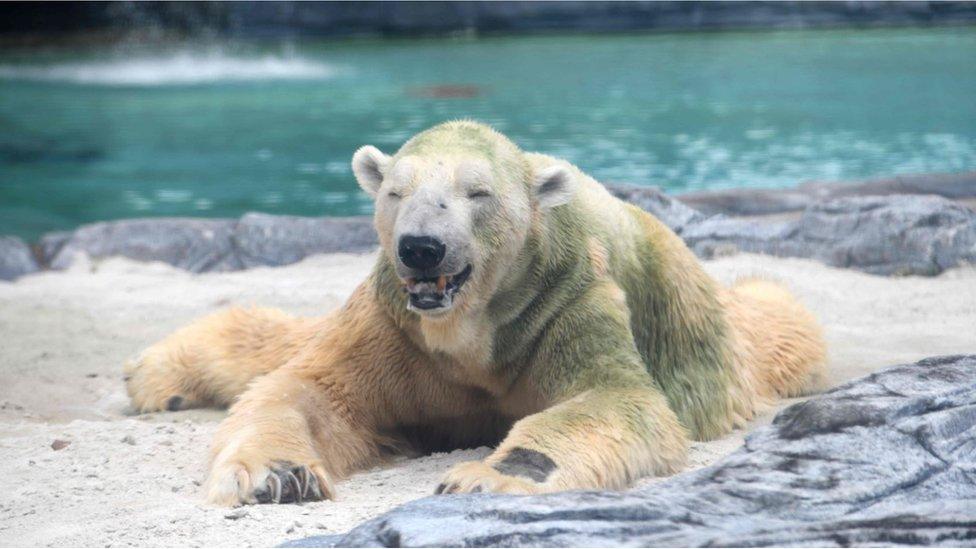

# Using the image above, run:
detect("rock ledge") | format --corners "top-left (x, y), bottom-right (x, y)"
top-left (287, 355), bottom-right (976, 548)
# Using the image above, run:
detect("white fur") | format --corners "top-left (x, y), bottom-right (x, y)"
top-left (533, 165), bottom-right (577, 209)
top-left (351, 145), bottom-right (390, 197)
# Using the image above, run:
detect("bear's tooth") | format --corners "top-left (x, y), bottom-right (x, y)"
top-left (436, 276), bottom-right (447, 292)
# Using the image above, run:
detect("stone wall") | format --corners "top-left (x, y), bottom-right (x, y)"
top-left (3, 2), bottom-right (976, 42)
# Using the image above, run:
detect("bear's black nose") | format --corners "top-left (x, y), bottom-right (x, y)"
top-left (398, 235), bottom-right (446, 271)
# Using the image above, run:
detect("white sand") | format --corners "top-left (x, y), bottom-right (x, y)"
top-left (0, 252), bottom-right (973, 547)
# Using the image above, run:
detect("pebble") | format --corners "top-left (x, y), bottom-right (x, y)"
top-left (224, 508), bottom-right (248, 520)
top-left (51, 439), bottom-right (70, 451)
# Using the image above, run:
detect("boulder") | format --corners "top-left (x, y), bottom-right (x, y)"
top-left (234, 213), bottom-right (377, 268)
top-left (676, 187), bottom-right (815, 217)
top-left (801, 171), bottom-right (976, 203)
top-left (0, 236), bottom-right (39, 280)
top-left (684, 195), bottom-right (976, 276)
top-left (45, 218), bottom-right (241, 273)
top-left (606, 184), bottom-right (705, 234)
top-left (286, 354), bottom-right (976, 548)
top-left (41, 214), bottom-right (379, 273)
top-left (35, 231), bottom-right (72, 268)
top-left (679, 171), bottom-right (976, 217)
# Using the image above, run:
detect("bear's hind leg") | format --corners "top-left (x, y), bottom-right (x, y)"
top-left (726, 278), bottom-right (828, 404)
top-left (124, 306), bottom-right (323, 413)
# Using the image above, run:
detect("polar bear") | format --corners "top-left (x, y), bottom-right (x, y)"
top-left (124, 120), bottom-right (826, 505)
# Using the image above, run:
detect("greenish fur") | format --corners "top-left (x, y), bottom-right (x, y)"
top-left (398, 121), bottom-right (507, 164)
top-left (374, 120), bottom-right (740, 441)
top-left (618, 207), bottom-right (736, 440)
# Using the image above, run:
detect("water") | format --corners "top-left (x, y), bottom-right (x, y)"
top-left (1, 28), bottom-right (975, 240)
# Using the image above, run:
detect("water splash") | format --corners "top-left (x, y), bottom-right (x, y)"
top-left (0, 52), bottom-right (336, 86)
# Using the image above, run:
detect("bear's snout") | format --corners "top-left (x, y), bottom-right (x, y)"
top-left (398, 235), bottom-right (447, 271)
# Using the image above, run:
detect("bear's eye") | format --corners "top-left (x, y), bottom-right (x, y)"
top-left (387, 191), bottom-right (401, 199)
top-left (468, 190), bottom-right (491, 199)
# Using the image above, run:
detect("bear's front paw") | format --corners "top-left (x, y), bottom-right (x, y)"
top-left (206, 458), bottom-right (335, 506)
top-left (435, 461), bottom-right (541, 495)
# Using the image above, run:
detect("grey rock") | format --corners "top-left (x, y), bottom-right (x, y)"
top-left (286, 354), bottom-right (976, 548)
top-left (46, 218), bottom-right (241, 273)
top-left (678, 187), bottom-right (815, 217)
top-left (680, 171), bottom-right (976, 216)
top-left (234, 213), bottom-right (377, 268)
top-left (606, 184), bottom-right (705, 234)
top-left (684, 194), bottom-right (976, 275)
top-left (41, 214), bottom-right (378, 273)
top-left (224, 508), bottom-right (249, 520)
top-left (0, 236), bottom-right (40, 280)
top-left (802, 171), bottom-right (976, 202)
top-left (35, 231), bottom-right (72, 268)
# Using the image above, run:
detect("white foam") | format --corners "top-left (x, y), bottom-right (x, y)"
top-left (0, 52), bottom-right (336, 86)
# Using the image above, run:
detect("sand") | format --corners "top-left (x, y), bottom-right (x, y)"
top-left (1, 252), bottom-right (974, 547)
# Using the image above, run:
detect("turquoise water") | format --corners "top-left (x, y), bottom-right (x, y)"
top-left (1, 28), bottom-right (975, 240)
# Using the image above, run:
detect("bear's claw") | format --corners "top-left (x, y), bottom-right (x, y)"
top-left (254, 462), bottom-right (324, 504)
top-left (434, 461), bottom-right (540, 495)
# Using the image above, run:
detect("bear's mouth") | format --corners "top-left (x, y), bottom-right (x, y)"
top-left (404, 264), bottom-right (473, 313)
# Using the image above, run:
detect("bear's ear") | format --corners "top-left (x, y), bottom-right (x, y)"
top-left (532, 164), bottom-right (577, 210)
top-left (351, 145), bottom-right (390, 198)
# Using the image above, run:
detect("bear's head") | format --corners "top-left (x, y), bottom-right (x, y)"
top-left (352, 121), bottom-right (577, 318)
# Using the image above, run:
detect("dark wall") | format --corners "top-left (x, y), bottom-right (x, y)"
top-left (2, 1), bottom-right (975, 41)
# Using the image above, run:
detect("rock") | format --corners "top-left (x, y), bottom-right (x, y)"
top-left (234, 213), bottom-right (377, 268)
top-left (802, 171), bottom-right (976, 203)
top-left (683, 194), bottom-right (976, 276)
top-left (50, 439), bottom-right (70, 451)
top-left (38, 214), bottom-right (379, 274)
top-left (683, 214), bottom-right (793, 259)
top-left (286, 355), bottom-right (976, 548)
top-left (677, 188), bottom-right (815, 217)
top-left (606, 184), bottom-right (705, 235)
top-left (679, 171), bottom-right (976, 216)
top-left (224, 508), bottom-right (249, 520)
top-left (0, 236), bottom-right (39, 280)
top-left (45, 218), bottom-right (241, 273)
top-left (35, 231), bottom-right (72, 267)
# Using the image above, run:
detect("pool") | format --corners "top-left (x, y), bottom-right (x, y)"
top-left (1, 27), bottom-right (974, 240)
